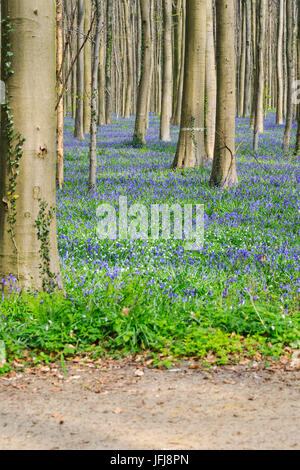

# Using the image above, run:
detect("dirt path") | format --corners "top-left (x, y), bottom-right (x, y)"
top-left (0, 360), bottom-right (299, 450)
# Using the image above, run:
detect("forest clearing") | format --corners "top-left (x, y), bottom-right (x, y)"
top-left (0, 0), bottom-right (299, 453)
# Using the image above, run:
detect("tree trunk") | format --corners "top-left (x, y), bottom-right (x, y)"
top-left (172, 0), bottom-right (186, 127)
top-left (238, 0), bottom-right (246, 117)
top-left (243, 0), bottom-right (252, 117)
top-left (171, 0), bottom-right (182, 125)
top-left (210, 0), bottom-right (238, 188)
top-left (105, 0), bottom-right (113, 124)
top-left (74, 0), bottom-right (85, 139)
top-left (98, 0), bottom-right (106, 126)
top-left (276, 0), bottom-right (284, 124)
top-left (283, 0), bottom-right (295, 151)
top-left (205, 0), bottom-right (216, 160)
top-left (253, 0), bottom-right (266, 151)
top-left (172, 0), bottom-right (207, 168)
top-left (83, 0), bottom-right (92, 134)
top-left (160, 0), bottom-right (173, 141)
top-left (56, 0), bottom-right (64, 189)
top-left (89, 0), bottom-right (101, 190)
top-left (250, 0), bottom-right (256, 129)
top-left (295, 0), bottom-right (300, 156)
top-left (0, 0), bottom-right (61, 291)
top-left (133, 0), bottom-right (153, 146)
top-left (124, 0), bottom-right (133, 118)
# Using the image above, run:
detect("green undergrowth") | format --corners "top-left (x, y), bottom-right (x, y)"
top-left (0, 274), bottom-right (299, 374)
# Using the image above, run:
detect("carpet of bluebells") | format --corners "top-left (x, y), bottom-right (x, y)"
top-left (1, 113), bottom-right (299, 369)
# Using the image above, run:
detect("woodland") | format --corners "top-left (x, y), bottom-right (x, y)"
top-left (0, 0), bottom-right (299, 379)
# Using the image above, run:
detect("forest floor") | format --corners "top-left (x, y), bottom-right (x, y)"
top-left (0, 359), bottom-right (299, 450)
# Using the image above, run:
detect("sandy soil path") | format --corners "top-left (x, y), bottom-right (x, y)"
top-left (0, 361), bottom-right (299, 450)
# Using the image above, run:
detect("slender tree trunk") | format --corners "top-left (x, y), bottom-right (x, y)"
top-left (98, 0), bottom-right (106, 126)
top-left (205, 0), bottom-right (216, 160)
top-left (253, 0), bottom-right (266, 151)
top-left (210, 0), bottom-right (238, 188)
top-left (74, 0), bottom-right (85, 139)
top-left (89, 0), bottom-right (101, 190)
top-left (283, 6), bottom-right (287, 119)
top-left (83, 0), bottom-right (92, 134)
top-left (238, 0), bottom-right (246, 117)
top-left (124, 0), bottom-right (133, 118)
top-left (276, 0), bottom-right (284, 124)
top-left (0, 0), bottom-right (61, 290)
top-left (250, 0), bottom-right (257, 129)
top-left (172, 0), bottom-right (207, 168)
top-left (171, 0), bottom-right (182, 125)
top-left (295, 1), bottom-right (300, 156)
top-left (56, 0), bottom-right (64, 189)
top-left (283, 0), bottom-right (295, 151)
top-left (133, 0), bottom-right (153, 145)
top-left (160, 0), bottom-right (173, 141)
top-left (105, 0), bottom-right (113, 124)
top-left (172, 0), bottom-right (186, 127)
top-left (243, 0), bottom-right (252, 117)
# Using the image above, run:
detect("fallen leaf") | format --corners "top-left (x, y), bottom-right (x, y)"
top-left (291, 351), bottom-right (300, 369)
top-left (121, 307), bottom-right (131, 317)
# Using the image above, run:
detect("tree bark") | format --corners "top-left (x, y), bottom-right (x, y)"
top-left (0, 0), bottom-right (61, 290)
top-left (124, 0), bottom-right (133, 118)
top-left (172, 0), bottom-right (207, 168)
top-left (283, 0), bottom-right (295, 151)
top-left (172, 0), bottom-right (185, 127)
top-left (238, 0), bottom-right (246, 117)
top-left (160, 0), bottom-right (173, 141)
top-left (243, 0), bottom-right (252, 117)
top-left (205, 0), bottom-right (216, 160)
top-left (276, 0), bottom-right (284, 124)
top-left (105, 0), bottom-right (113, 124)
top-left (210, 0), bottom-right (238, 188)
top-left (56, 0), bottom-right (64, 189)
top-left (133, 0), bottom-right (153, 146)
top-left (98, 0), bottom-right (106, 126)
top-left (74, 0), bottom-right (85, 139)
top-left (295, 0), bottom-right (300, 156)
top-left (253, 0), bottom-right (266, 151)
top-left (83, 0), bottom-right (92, 134)
top-left (89, 0), bottom-right (101, 190)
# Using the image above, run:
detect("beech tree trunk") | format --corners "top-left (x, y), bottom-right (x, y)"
top-left (276, 0), bottom-right (284, 124)
top-left (74, 0), bottom-right (85, 139)
top-left (98, 0), bottom-right (106, 126)
top-left (205, 0), bottom-right (216, 160)
top-left (172, 0), bottom-right (207, 168)
top-left (83, 0), bottom-right (92, 134)
top-left (210, 0), bottom-right (238, 188)
top-left (160, 0), bottom-right (173, 142)
top-left (105, 0), bottom-right (113, 124)
top-left (89, 0), bottom-right (101, 190)
top-left (238, 0), bottom-right (246, 117)
top-left (283, 0), bottom-right (295, 152)
top-left (243, 0), bottom-right (252, 117)
top-left (253, 0), bottom-right (266, 151)
top-left (250, 0), bottom-right (257, 129)
top-left (133, 0), bottom-right (153, 146)
top-left (124, 0), bottom-right (133, 118)
top-left (295, 1), bottom-right (300, 156)
top-left (0, 0), bottom-right (61, 290)
top-left (56, 0), bottom-right (64, 189)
